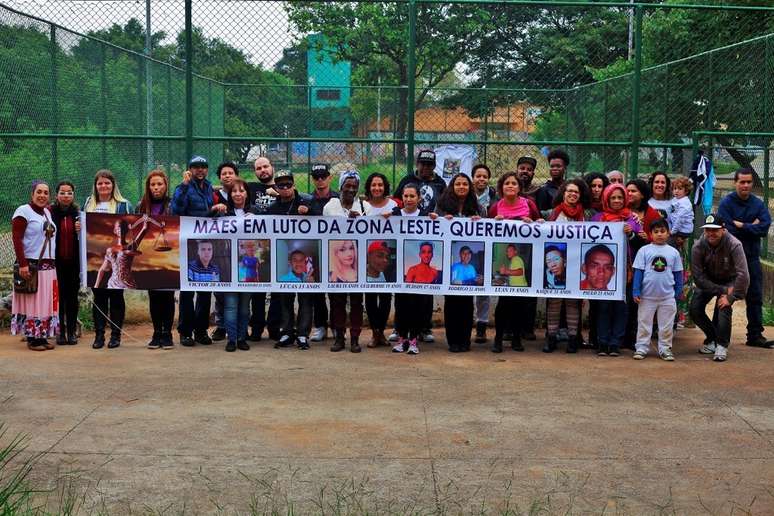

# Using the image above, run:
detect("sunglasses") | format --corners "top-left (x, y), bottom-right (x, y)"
top-left (275, 182), bottom-right (294, 190)
top-left (311, 174), bottom-right (330, 180)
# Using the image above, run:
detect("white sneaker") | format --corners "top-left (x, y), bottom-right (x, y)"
top-left (699, 341), bottom-right (716, 354)
top-left (310, 327), bottom-right (326, 342)
top-left (713, 344), bottom-right (728, 362)
top-left (407, 339), bottom-right (419, 355)
top-left (659, 349), bottom-right (675, 361)
top-left (421, 331), bottom-right (435, 343)
top-left (392, 339), bottom-right (407, 353)
top-left (632, 350), bottom-right (647, 360)
top-left (388, 330), bottom-right (400, 342)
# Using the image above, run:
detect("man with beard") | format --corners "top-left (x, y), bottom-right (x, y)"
top-left (394, 149), bottom-right (447, 213)
top-left (516, 155), bottom-right (539, 201)
top-left (248, 156), bottom-right (282, 341)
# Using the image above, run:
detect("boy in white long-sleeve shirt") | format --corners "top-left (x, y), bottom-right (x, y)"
top-left (632, 218), bottom-right (684, 361)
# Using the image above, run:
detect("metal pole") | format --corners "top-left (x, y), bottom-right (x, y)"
top-left (166, 65), bottom-right (172, 173)
top-left (184, 0), bottom-right (193, 161)
top-left (406, 0), bottom-right (417, 175)
top-left (207, 80), bottom-right (213, 161)
top-left (137, 55), bottom-right (145, 194)
top-left (377, 75), bottom-right (382, 135)
top-left (764, 37), bottom-right (772, 258)
top-left (145, 0), bottom-right (154, 169)
top-left (603, 82), bottom-right (609, 169)
top-left (307, 85), bottom-right (312, 193)
top-left (50, 25), bottom-right (59, 184)
top-left (627, 0), bottom-right (634, 60)
top-left (100, 43), bottom-right (108, 166)
top-left (628, 5), bottom-right (643, 179)
top-left (764, 147), bottom-right (770, 258)
top-left (662, 64), bottom-right (669, 170)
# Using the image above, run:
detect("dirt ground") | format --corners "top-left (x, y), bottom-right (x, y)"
top-left (1, 301), bottom-right (773, 515)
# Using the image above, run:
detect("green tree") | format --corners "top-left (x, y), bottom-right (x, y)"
top-left (285, 1), bottom-right (502, 162)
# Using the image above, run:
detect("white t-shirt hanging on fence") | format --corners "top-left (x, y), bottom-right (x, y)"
top-left (433, 144), bottom-right (477, 184)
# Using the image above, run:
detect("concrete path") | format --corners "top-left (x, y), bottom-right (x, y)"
top-left (1, 315), bottom-right (773, 514)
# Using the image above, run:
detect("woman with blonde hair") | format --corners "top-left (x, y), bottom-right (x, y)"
top-left (84, 169), bottom-right (133, 349)
top-left (328, 239), bottom-right (358, 283)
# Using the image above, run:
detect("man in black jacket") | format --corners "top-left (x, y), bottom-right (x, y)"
top-left (394, 149), bottom-right (447, 213)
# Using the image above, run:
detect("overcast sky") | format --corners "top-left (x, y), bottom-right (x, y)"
top-left (5, 0), bottom-right (294, 68)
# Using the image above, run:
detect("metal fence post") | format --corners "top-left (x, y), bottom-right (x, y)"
top-left (307, 85), bottom-right (312, 192)
top-left (406, 0), bottom-right (417, 175)
top-left (137, 55), bottom-right (145, 195)
top-left (207, 79), bottom-right (213, 160)
top-left (184, 0), bottom-right (193, 161)
top-left (764, 36), bottom-right (772, 258)
top-left (628, 5), bottom-right (643, 179)
top-left (49, 25), bottom-right (59, 184)
top-left (100, 43), bottom-right (108, 167)
top-left (166, 65), bottom-right (172, 174)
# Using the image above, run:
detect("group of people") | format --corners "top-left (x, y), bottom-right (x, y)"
top-left (10, 149), bottom-right (773, 361)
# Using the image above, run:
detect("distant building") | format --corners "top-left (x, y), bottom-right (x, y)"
top-left (307, 34), bottom-right (351, 138)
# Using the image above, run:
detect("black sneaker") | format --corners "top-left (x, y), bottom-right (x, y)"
top-left (542, 334), bottom-right (557, 353)
top-left (194, 332), bottom-right (212, 345)
top-left (503, 332), bottom-right (513, 342)
top-left (248, 329), bottom-right (262, 342)
top-left (745, 335), bottom-right (774, 348)
top-left (237, 340), bottom-right (250, 351)
top-left (608, 346), bottom-right (620, 357)
top-left (474, 322), bottom-right (487, 344)
top-left (180, 335), bottom-right (195, 347)
top-left (297, 336), bottom-right (310, 350)
top-left (275, 334), bottom-right (294, 348)
top-left (161, 333), bottom-right (174, 350)
top-left (210, 327), bottom-right (227, 342)
top-left (225, 341), bottom-right (236, 352)
top-left (521, 331), bottom-right (537, 341)
top-left (511, 337), bottom-right (524, 352)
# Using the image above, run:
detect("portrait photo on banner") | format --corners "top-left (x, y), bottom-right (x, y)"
top-left (277, 239), bottom-right (321, 283)
top-left (328, 239), bottom-right (359, 283)
top-left (543, 242), bottom-right (567, 290)
top-left (85, 213), bottom-right (180, 290)
top-left (450, 241), bottom-right (484, 286)
top-left (580, 242), bottom-right (618, 291)
top-left (403, 239), bottom-right (443, 284)
top-left (491, 242), bottom-right (532, 288)
top-left (237, 239), bottom-right (270, 283)
top-left (366, 239), bottom-right (397, 283)
top-left (187, 238), bottom-right (231, 283)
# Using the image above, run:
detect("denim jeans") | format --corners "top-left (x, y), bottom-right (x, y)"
top-left (224, 292), bottom-right (251, 343)
top-left (690, 289), bottom-right (733, 347)
top-left (595, 300), bottom-right (627, 350)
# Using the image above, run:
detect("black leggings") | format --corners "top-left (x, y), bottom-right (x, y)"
top-left (56, 259), bottom-right (80, 338)
top-left (394, 294), bottom-right (426, 340)
top-left (444, 295), bottom-right (473, 351)
top-left (91, 287), bottom-right (125, 337)
top-left (148, 290), bottom-right (175, 334)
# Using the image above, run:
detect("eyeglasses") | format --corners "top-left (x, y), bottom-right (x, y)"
top-left (311, 174), bottom-right (330, 180)
top-left (275, 182), bottom-right (293, 190)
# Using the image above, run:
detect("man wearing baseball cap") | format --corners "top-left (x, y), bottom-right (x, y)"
top-left (393, 149), bottom-right (447, 213)
top-left (690, 213), bottom-right (750, 362)
top-left (516, 155), bottom-right (539, 201)
top-left (171, 155), bottom-right (216, 347)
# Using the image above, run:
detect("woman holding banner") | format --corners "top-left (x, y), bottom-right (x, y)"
top-left (323, 170), bottom-right (366, 353)
top-left (591, 184), bottom-right (642, 356)
top-left (136, 169), bottom-right (175, 350)
top-left (543, 179), bottom-right (591, 354)
top-left (84, 170), bottom-right (132, 350)
top-left (435, 173), bottom-right (484, 353)
top-left (11, 181), bottom-right (58, 351)
top-left (220, 178), bottom-right (255, 353)
top-left (489, 172), bottom-right (540, 353)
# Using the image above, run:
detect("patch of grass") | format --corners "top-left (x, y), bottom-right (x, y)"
top-left (763, 304), bottom-right (774, 326)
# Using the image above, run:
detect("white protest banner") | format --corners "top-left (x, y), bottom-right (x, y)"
top-left (178, 215), bottom-right (627, 300)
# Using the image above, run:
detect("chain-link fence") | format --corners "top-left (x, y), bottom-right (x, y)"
top-left (1, 0), bottom-right (773, 264)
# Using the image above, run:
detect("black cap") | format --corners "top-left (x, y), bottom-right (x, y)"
top-left (274, 170), bottom-right (294, 182)
top-left (311, 164), bottom-right (330, 178)
top-left (700, 213), bottom-right (724, 229)
top-left (416, 149), bottom-right (436, 163)
top-left (517, 156), bottom-right (537, 168)
top-left (188, 155), bottom-right (208, 167)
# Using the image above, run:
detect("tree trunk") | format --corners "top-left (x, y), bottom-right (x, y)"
top-left (717, 137), bottom-right (763, 186)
